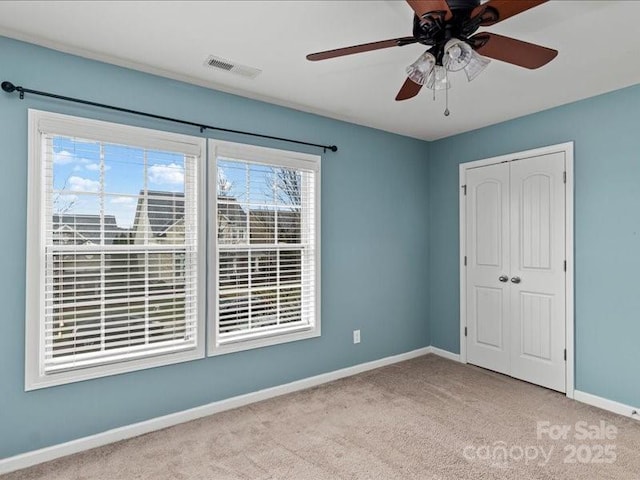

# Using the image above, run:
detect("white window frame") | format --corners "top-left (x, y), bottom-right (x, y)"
top-left (207, 140), bottom-right (321, 356)
top-left (25, 110), bottom-right (206, 390)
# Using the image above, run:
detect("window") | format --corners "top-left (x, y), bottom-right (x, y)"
top-left (26, 110), bottom-right (205, 390)
top-left (208, 140), bottom-right (320, 355)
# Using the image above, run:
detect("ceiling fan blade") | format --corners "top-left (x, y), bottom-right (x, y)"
top-left (470, 32), bottom-right (557, 69)
top-left (406, 0), bottom-right (453, 21)
top-left (307, 37), bottom-right (417, 61)
top-left (471, 0), bottom-right (548, 26)
top-left (396, 78), bottom-right (423, 101)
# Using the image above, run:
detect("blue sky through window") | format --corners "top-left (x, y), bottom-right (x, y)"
top-left (52, 136), bottom-right (186, 228)
top-left (53, 137), bottom-right (301, 230)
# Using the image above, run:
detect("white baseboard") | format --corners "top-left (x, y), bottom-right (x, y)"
top-left (0, 346), bottom-right (432, 475)
top-left (429, 346), bottom-right (461, 363)
top-left (574, 390), bottom-right (640, 421)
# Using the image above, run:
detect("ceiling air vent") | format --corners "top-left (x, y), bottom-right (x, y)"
top-left (204, 55), bottom-right (262, 79)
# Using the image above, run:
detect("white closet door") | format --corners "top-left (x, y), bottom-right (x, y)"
top-left (509, 152), bottom-right (566, 392)
top-left (464, 152), bottom-right (566, 393)
top-left (465, 163), bottom-right (511, 375)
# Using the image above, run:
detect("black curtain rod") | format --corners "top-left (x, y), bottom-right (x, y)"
top-left (1, 81), bottom-right (338, 153)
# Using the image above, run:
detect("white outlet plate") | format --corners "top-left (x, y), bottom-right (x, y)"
top-left (353, 330), bottom-right (360, 344)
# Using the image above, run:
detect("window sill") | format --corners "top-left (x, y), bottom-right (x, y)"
top-left (25, 344), bottom-right (204, 391)
top-left (208, 324), bottom-right (320, 356)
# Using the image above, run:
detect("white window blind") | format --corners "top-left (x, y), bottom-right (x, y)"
top-left (211, 142), bottom-right (319, 351)
top-left (27, 111), bottom-right (204, 388)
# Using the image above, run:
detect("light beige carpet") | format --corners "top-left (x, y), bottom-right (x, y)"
top-left (4, 355), bottom-right (640, 480)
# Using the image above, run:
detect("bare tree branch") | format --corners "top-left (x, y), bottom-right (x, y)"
top-left (269, 168), bottom-right (301, 206)
top-left (53, 176), bottom-right (77, 214)
top-left (217, 167), bottom-right (233, 197)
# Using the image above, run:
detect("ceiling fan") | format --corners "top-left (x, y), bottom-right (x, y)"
top-left (306, 0), bottom-right (557, 105)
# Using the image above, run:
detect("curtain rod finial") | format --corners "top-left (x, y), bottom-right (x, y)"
top-left (1, 81), bottom-right (16, 93)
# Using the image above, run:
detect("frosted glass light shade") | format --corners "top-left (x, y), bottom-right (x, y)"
top-left (406, 51), bottom-right (436, 85)
top-left (443, 39), bottom-right (473, 72)
top-left (426, 65), bottom-right (450, 90)
top-left (464, 52), bottom-right (491, 82)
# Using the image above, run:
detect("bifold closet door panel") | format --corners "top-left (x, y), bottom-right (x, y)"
top-left (509, 152), bottom-right (566, 393)
top-left (465, 162), bottom-right (511, 375)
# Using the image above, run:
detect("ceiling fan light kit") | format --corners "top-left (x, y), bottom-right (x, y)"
top-left (307, 0), bottom-right (557, 116)
top-left (405, 38), bottom-right (490, 114)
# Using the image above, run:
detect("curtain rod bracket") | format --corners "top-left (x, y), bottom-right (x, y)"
top-left (1, 80), bottom-right (338, 153)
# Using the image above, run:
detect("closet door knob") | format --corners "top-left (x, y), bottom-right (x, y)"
top-left (511, 276), bottom-right (521, 284)
top-left (498, 275), bottom-right (508, 283)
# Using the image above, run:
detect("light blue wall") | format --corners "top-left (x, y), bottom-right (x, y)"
top-left (0, 36), bottom-right (431, 459)
top-left (428, 84), bottom-right (640, 407)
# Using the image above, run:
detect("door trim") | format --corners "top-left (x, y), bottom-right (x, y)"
top-left (459, 142), bottom-right (575, 399)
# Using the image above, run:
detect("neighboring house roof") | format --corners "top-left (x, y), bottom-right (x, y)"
top-left (53, 214), bottom-right (122, 244)
top-left (133, 191), bottom-right (248, 237)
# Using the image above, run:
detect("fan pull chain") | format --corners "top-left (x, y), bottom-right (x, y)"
top-left (444, 70), bottom-right (450, 117)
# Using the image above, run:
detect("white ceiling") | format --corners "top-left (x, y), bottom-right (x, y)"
top-left (0, 1), bottom-right (639, 141)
